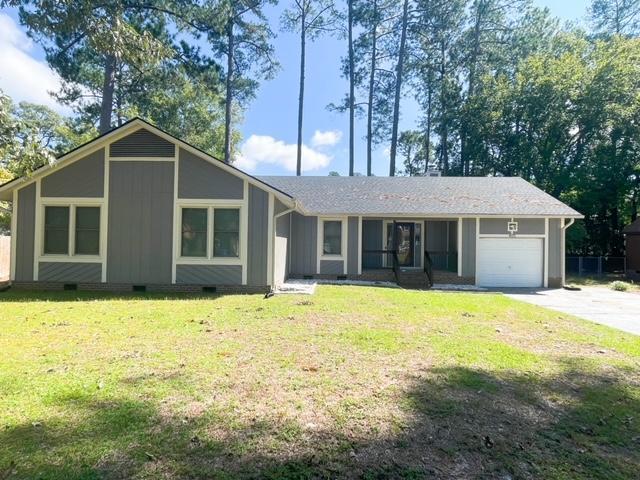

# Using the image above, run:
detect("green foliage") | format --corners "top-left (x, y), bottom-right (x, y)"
top-left (610, 281), bottom-right (630, 291)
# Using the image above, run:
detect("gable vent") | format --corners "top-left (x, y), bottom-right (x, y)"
top-left (110, 128), bottom-right (175, 158)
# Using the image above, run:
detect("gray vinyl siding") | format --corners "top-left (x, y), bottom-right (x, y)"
top-left (247, 185), bottom-right (269, 286)
top-left (178, 149), bottom-right (244, 199)
top-left (274, 213), bottom-right (290, 285)
top-left (347, 216), bottom-right (359, 275)
top-left (41, 149), bottom-right (104, 198)
top-left (39, 262), bottom-right (101, 282)
top-left (362, 219), bottom-right (383, 269)
top-left (107, 161), bottom-right (174, 284)
top-left (290, 212), bottom-right (317, 275)
top-left (462, 218), bottom-right (476, 277)
top-left (176, 265), bottom-right (242, 285)
top-left (15, 184), bottom-right (36, 281)
top-left (480, 218), bottom-right (545, 235)
top-left (109, 128), bottom-right (175, 157)
top-left (548, 218), bottom-right (561, 284)
top-left (320, 260), bottom-right (344, 275)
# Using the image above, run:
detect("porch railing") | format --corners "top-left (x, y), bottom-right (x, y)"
top-left (424, 250), bottom-right (434, 288)
top-left (362, 249), bottom-right (400, 283)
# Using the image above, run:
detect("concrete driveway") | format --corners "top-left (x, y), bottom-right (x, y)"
top-left (504, 287), bottom-right (640, 335)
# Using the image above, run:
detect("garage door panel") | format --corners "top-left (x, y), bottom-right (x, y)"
top-left (477, 238), bottom-right (543, 288)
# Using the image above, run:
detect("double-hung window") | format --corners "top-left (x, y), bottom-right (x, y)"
top-left (179, 206), bottom-right (241, 260)
top-left (181, 208), bottom-right (208, 257)
top-left (43, 205), bottom-right (101, 256)
top-left (322, 220), bottom-right (342, 256)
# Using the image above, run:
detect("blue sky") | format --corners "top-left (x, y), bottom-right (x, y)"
top-left (0, 0), bottom-right (590, 176)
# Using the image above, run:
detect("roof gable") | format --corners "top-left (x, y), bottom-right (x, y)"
top-left (0, 118), bottom-right (294, 204)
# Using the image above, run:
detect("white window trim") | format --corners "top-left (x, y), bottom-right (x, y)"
top-left (317, 217), bottom-right (347, 274)
top-left (39, 199), bottom-right (105, 264)
top-left (174, 202), bottom-right (244, 266)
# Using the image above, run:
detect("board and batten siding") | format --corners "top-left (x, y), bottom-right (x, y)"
top-left (347, 216), bottom-right (359, 275)
top-left (107, 161), bottom-right (174, 284)
top-left (178, 149), bottom-right (243, 199)
top-left (39, 262), bottom-right (102, 283)
top-left (41, 149), bottom-right (105, 198)
top-left (15, 183), bottom-right (36, 281)
top-left (247, 185), bottom-right (269, 286)
top-left (461, 218), bottom-right (476, 277)
top-left (274, 213), bottom-right (290, 286)
top-left (479, 218), bottom-right (545, 235)
top-left (290, 212), bottom-right (318, 275)
top-left (548, 219), bottom-right (562, 287)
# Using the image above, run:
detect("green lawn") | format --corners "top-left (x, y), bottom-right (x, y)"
top-left (1, 286), bottom-right (639, 479)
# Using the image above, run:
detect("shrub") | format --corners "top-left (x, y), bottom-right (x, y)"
top-left (610, 281), bottom-right (630, 292)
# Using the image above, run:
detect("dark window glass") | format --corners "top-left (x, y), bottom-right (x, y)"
top-left (44, 206), bottom-right (69, 254)
top-left (213, 209), bottom-right (239, 257)
top-left (75, 207), bottom-right (100, 255)
top-left (323, 221), bottom-right (342, 255)
top-left (181, 208), bottom-right (208, 257)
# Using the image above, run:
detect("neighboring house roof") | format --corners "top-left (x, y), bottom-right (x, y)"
top-left (259, 176), bottom-right (582, 217)
top-left (624, 218), bottom-right (640, 234)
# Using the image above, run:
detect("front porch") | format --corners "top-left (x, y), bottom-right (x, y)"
top-left (359, 219), bottom-right (468, 288)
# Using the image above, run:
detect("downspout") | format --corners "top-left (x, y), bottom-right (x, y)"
top-left (560, 218), bottom-right (576, 286)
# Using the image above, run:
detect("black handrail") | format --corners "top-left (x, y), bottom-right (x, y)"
top-left (424, 251), bottom-right (434, 288)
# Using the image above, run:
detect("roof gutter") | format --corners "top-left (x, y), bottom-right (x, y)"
top-left (561, 218), bottom-right (576, 231)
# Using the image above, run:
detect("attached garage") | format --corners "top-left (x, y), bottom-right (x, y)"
top-left (477, 237), bottom-right (543, 288)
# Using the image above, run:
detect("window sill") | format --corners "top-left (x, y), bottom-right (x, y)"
top-left (176, 257), bottom-right (242, 266)
top-left (38, 255), bottom-right (103, 263)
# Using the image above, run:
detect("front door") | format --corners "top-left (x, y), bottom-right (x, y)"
top-left (387, 222), bottom-right (415, 267)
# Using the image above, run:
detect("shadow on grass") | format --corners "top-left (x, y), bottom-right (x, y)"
top-left (1, 360), bottom-right (639, 479)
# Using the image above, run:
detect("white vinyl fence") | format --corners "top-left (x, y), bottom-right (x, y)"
top-left (0, 236), bottom-right (9, 281)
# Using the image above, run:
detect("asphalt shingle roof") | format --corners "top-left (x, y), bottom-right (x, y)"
top-left (258, 176), bottom-right (582, 217)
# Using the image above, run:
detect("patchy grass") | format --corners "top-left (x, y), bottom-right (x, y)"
top-left (0, 286), bottom-right (639, 479)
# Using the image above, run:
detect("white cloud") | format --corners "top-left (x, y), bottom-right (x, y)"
top-left (311, 129), bottom-right (343, 147)
top-left (235, 135), bottom-right (332, 172)
top-left (0, 13), bottom-right (67, 113)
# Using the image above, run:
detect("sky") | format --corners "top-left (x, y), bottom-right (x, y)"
top-left (0, 0), bottom-right (590, 177)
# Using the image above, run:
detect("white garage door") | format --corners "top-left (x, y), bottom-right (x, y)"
top-left (477, 238), bottom-right (543, 287)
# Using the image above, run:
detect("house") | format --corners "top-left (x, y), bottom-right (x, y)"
top-left (624, 219), bottom-right (640, 280)
top-left (0, 118), bottom-right (582, 292)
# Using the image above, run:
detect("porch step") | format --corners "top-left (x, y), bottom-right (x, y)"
top-left (396, 270), bottom-right (432, 290)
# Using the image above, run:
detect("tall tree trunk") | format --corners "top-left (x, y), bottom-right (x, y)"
top-left (462, 0), bottom-right (484, 176)
top-left (366, 0), bottom-right (378, 177)
top-left (439, 40), bottom-right (449, 174)
top-left (296, 14), bottom-right (306, 176)
top-left (99, 54), bottom-right (116, 134)
top-left (389, 0), bottom-right (409, 177)
top-left (348, 0), bottom-right (355, 176)
top-left (424, 84), bottom-right (432, 174)
top-left (223, 21), bottom-right (234, 164)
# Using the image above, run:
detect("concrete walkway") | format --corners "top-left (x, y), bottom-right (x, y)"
top-left (505, 287), bottom-right (640, 335)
